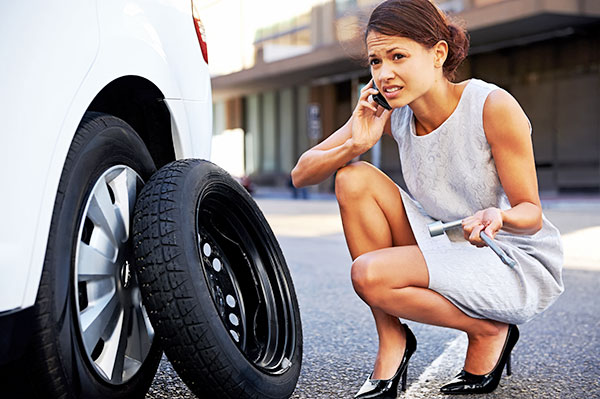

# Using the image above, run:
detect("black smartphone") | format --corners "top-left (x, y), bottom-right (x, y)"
top-left (372, 81), bottom-right (392, 110)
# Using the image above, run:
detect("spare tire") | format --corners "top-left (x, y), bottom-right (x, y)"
top-left (132, 159), bottom-right (302, 399)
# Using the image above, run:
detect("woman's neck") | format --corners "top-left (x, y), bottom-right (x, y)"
top-left (410, 79), bottom-right (469, 136)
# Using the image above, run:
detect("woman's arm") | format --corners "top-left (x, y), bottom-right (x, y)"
top-left (291, 81), bottom-right (392, 188)
top-left (291, 120), bottom-right (360, 188)
top-left (463, 89), bottom-right (542, 245)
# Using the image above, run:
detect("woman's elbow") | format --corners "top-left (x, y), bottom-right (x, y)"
top-left (290, 165), bottom-right (304, 188)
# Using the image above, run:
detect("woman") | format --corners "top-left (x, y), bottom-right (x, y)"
top-left (291, 0), bottom-right (564, 397)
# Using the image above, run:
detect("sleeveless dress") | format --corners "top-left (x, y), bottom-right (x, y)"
top-left (390, 78), bottom-right (564, 325)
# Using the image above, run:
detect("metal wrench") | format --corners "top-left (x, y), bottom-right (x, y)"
top-left (427, 219), bottom-right (517, 268)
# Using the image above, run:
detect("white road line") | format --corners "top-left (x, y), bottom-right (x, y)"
top-left (403, 333), bottom-right (468, 399)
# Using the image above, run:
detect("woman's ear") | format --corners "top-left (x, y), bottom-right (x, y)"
top-left (433, 40), bottom-right (448, 68)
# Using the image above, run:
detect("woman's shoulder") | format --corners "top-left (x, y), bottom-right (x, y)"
top-left (462, 78), bottom-right (518, 120)
top-left (482, 85), bottom-right (526, 125)
top-left (482, 84), bottom-right (532, 145)
top-left (463, 78), bottom-right (504, 100)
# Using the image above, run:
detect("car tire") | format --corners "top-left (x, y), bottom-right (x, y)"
top-left (2, 112), bottom-right (162, 398)
top-left (133, 159), bottom-right (302, 399)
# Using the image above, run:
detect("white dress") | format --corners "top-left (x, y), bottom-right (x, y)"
top-left (390, 79), bottom-right (564, 324)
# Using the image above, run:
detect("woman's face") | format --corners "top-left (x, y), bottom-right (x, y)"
top-left (366, 31), bottom-right (445, 108)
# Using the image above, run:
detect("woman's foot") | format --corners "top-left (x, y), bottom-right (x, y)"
top-left (440, 324), bottom-right (519, 395)
top-left (464, 322), bottom-right (509, 375)
top-left (355, 323), bottom-right (417, 398)
top-left (371, 321), bottom-right (407, 380)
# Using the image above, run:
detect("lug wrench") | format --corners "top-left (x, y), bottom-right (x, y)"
top-left (428, 219), bottom-right (517, 268)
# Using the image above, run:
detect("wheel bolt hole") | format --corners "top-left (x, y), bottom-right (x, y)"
top-left (203, 242), bottom-right (212, 257)
top-left (230, 330), bottom-right (240, 343)
top-left (226, 295), bottom-right (236, 308)
top-left (212, 258), bottom-right (222, 272)
top-left (229, 313), bottom-right (239, 326)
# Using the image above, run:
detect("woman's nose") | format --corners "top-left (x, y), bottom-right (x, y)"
top-left (379, 62), bottom-right (395, 81)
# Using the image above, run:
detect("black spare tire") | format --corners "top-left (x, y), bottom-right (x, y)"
top-left (132, 159), bottom-right (302, 399)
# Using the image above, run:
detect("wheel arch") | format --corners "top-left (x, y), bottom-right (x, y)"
top-left (88, 76), bottom-right (176, 169)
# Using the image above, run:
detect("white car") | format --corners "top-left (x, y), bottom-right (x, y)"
top-left (0, 2), bottom-right (301, 398)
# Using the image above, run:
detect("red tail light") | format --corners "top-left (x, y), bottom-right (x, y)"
top-left (192, 1), bottom-right (208, 64)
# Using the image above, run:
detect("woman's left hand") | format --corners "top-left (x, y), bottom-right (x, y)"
top-left (462, 208), bottom-right (504, 247)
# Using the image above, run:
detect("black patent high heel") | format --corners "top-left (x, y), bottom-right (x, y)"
top-left (354, 323), bottom-right (417, 398)
top-left (440, 324), bottom-right (519, 395)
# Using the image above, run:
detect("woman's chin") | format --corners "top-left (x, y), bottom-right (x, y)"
top-left (389, 99), bottom-right (408, 109)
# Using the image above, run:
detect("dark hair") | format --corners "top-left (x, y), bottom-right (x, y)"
top-left (365, 0), bottom-right (469, 80)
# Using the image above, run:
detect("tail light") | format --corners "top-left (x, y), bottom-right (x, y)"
top-left (192, 1), bottom-right (208, 64)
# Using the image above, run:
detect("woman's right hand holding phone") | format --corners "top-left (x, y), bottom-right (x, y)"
top-left (350, 79), bottom-right (392, 153)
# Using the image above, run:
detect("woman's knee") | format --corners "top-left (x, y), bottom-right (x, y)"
top-left (335, 161), bottom-right (373, 203)
top-left (351, 254), bottom-right (391, 304)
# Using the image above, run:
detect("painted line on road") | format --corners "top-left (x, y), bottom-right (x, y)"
top-left (404, 333), bottom-right (467, 398)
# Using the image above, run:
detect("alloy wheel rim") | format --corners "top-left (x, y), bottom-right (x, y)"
top-left (196, 183), bottom-right (297, 375)
top-left (74, 165), bottom-right (154, 384)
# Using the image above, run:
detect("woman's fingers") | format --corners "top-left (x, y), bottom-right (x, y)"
top-left (358, 99), bottom-right (378, 113)
top-left (468, 224), bottom-right (486, 247)
top-left (359, 79), bottom-right (387, 112)
top-left (359, 81), bottom-right (377, 100)
top-left (483, 224), bottom-right (496, 240)
top-left (462, 219), bottom-right (479, 238)
top-left (360, 79), bottom-right (373, 93)
top-left (462, 207), bottom-right (503, 247)
top-left (483, 219), bottom-right (501, 239)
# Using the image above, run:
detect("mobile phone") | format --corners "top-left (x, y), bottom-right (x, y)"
top-left (372, 81), bottom-right (392, 111)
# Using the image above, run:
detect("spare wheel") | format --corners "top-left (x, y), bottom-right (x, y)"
top-left (132, 159), bottom-right (302, 399)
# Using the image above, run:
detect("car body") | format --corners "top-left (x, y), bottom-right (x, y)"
top-left (0, 0), bottom-right (211, 317)
top-left (0, 0), bottom-right (211, 381)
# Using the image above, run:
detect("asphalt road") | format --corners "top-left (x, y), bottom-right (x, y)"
top-left (146, 196), bottom-right (600, 399)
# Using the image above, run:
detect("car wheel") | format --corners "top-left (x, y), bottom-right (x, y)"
top-left (133, 159), bottom-right (302, 399)
top-left (4, 112), bottom-right (162, 398)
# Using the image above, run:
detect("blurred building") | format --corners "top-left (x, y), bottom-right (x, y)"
top-left (205, 0), bottom-right (600, 194)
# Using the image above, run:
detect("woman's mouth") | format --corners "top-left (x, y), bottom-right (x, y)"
top-left (383, 86), bottom-right (403, 99)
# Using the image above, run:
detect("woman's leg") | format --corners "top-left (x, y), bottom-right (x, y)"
top-left (335, 162), bottom-right (509, 379)
top-left (336, 162), bottom-right (416, 380)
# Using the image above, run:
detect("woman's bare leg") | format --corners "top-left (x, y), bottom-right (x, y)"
top-left (335, 162), bottom-right (509, 379)
top-left (336, 162), bottom-right (419, 379)
top-left (351, 247), bottom-right (509, 375)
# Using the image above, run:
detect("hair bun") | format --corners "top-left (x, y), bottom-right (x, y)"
top-left (444, 22), bottom-right (469, 80)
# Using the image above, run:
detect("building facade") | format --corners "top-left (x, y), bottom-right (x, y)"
top-left (209, 0), bottom-right (600, 194)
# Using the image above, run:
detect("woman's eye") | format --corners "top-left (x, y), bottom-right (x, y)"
top-left (369, 59), bottom-right (380, 66)
top-left (393, 54), bottom-right (405, 60)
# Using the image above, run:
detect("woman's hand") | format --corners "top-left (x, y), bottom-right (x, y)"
top-left (462, 207), bottom-right (504, 247)
top-left (349, 79), bottom-right (392, 153)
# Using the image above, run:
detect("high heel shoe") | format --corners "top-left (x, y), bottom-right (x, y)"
top-left (440, 324), bottom-right (520, 395)
top-left (354, 323), bottom-right (417, 399)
